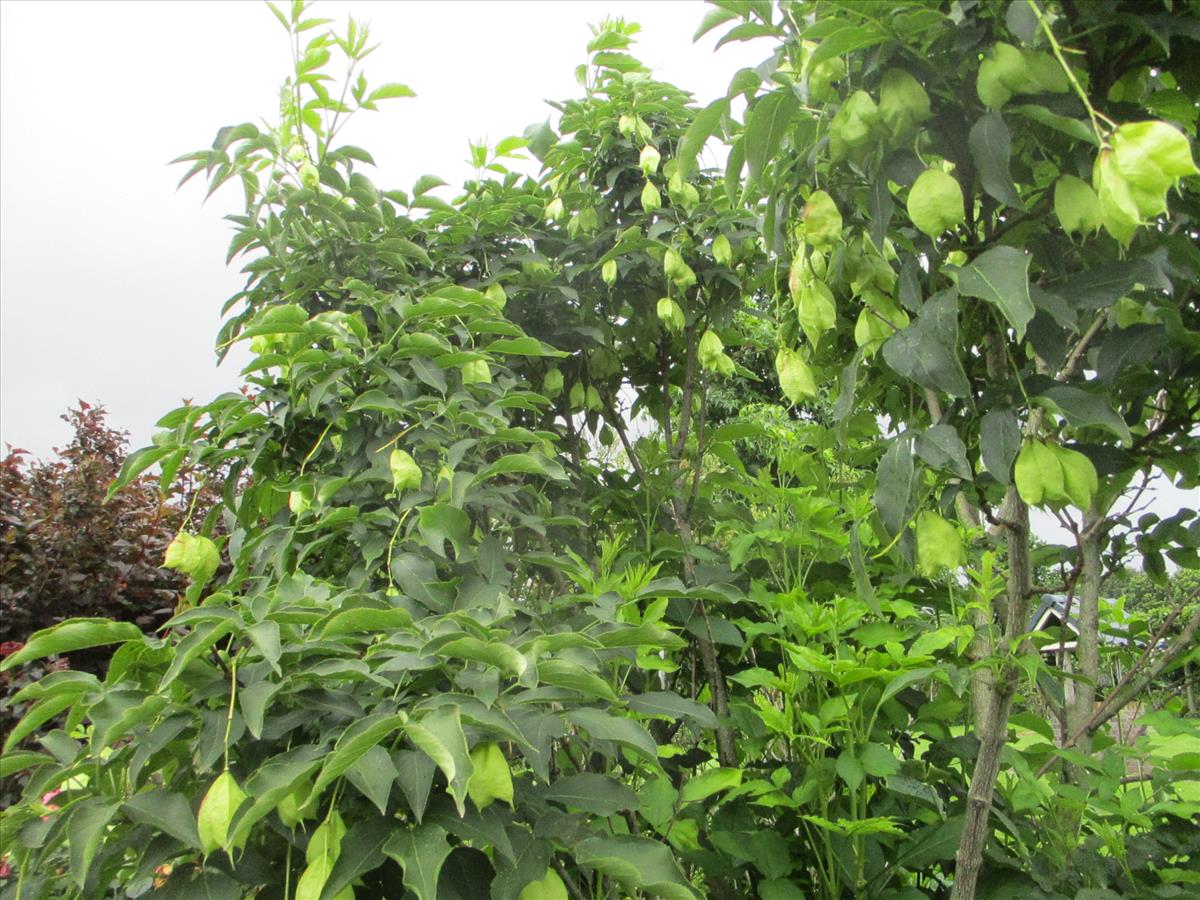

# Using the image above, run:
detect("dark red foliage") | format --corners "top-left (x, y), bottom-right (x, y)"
top-left (0, 402), bottom-right (218, 649)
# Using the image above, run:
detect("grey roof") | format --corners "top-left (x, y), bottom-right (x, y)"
top-left (1029, 594), bottom-right (1132, 647)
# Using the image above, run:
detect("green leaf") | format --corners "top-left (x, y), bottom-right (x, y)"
top-left (860, 743), bottom-right (900, 777)
top-left (4, 692), bottom-right (86, 752)
top-left (566, 709), bottom-right (657, 762)
top-left (437, 636), bottom-right (527, 677)
top-left (1, 619), bottom-right (142, 671)
top-left (885, 774), bottom-right (944, 814)
top-left (1055, 175), bottom-right (1102, 235)
top-left (915, 424), bottom-right (971, 479)
top-left (68, 799), bottom-right (119, 889)
top-left (849, 527), bottom-right (881, 617)
top-left (677, 98), bottom-right (730, 177)
top-left (836, 751), bottom-right (865, 790)
top-left (575, 835), bottom-right (699, 899)
top-left (679, 767), bottom-right (742, 804)
top-left (955, 246), bottom-right (1034, 340)
top-left (418, 504), bottom-right (471, 558)
top-left (368, 82), bottom-right (416, 102)
top-left (545, 773), bottom-right (638, 816)
top-left (968, 112), bottom-right (1024, 209)
top-left (306, 714), bottom-right (408, 807)
top-left (384, 825), bottom-right (452, 900)
top-left (320, 818), bottom-right (393, 900)
top-left (625, 692), bottom-right (718, 730)
top-left (745, 89), bottom-right (799, 188)
top-left (124, 790), bottom-right (203, 849)
top-left (882, 287), bottom-right (971, 394)
top-left (346, 745), bottom-right (399, 815)
top-left (406, 706), bottom-right (473, 815)
top-left (806, 23), bottom-right (887, 73)
top-left (246, 621), bottom-right (281, 674)
top-left (0, 750), bottom-right (55, 778)
top-left (317, 607), bottom-right (414, 640)
top-left (158, 615), bottom-right (240, 690)
top-left (980, 408), bottom-right (1021, 484)
top-left (874, 433), bottom-right (916, 539)
top-left (537, 658), bottom-right (618, 702)
top-left (1035, 385), bottom-right (1133, 445)
top-left (483, 337), bottom-right (567, 357)
top-left (473, 453), bottom-right (566, 485)
top-left (348, 390), bottom-right (405, 415)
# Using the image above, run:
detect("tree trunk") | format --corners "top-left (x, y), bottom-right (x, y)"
top-left (1068, 517), bottom-right (1102, 767)
top-left (951, 486), bottom-right (1031, 900)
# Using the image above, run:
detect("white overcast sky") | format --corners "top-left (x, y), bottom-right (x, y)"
top-left (0, 1), bottom-right (1193, 548)
top-left (0, 0), bottom-right (765, 458)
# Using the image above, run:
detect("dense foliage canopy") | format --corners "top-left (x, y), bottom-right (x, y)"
top-left (3, 2), bottom-right (1199, 898)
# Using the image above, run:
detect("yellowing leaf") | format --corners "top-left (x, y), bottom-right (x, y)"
top-left (776, 349), bottom-right (817, 404)
top-left (907, 169), bottom-right (965, 238)
top-left (462, 360), bottom-right (492, 385)
top-left (519, 869), bottom-right (568, 900)
top-left (657, 298), bottom-right (685, 333)
top-left (879, 68), bottom-right (931, 139)
top-left (916, 511), bottom-right (964, 576)
top-left (197, 770), bottom-right (247, 855)
top-left (639, 145), bottom-right (661, 175)
top-left (467, 743), bottom-right (513, 811)
top-left (641, 180), bottom-right (661, 212)
top-left (1055, 446), bottom-right (1098, 511)
top-left (389, 449), bottom-right (422, 494)
top-left (712, 234), bottom-right (732, 266)
top-left (1054, 175), bottom-right (1102, 236)
top-left (1014, 440), bottom-right (1064, 507)
top-left (163, 533), bottom-right (220, 584)
top-left (802, 190), bottom-right (842, 249)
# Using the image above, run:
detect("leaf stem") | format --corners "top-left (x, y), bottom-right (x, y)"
top-left (223, 651), bottom-right (239, 771)
top-left (1027, 0), bottom-right (1113, 144)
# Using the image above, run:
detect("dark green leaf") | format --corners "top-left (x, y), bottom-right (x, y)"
top-left (916, 424), bottom-right (972, 480)
top-left (384, 825), bottom-right (451, 900)
top-left (1035, 385), bottom-right (1133, 445)
top-left (566, 709), bottom-right (657, 761)
top-left (417, 504), bottom-right (471, 559)
top-left (68, 800), bottom-right (120, 889)
top-left (575, 835), bottom-right (699, 899)
top-left (123, 790), bottom-right (202, 849)
top-left (347, 745), bottom-right (399, 815)
top-left (745, 89), bottom-right (800, 188)
top-left (980, 409), bottom-right (1021, 484)
top-left (626, 692), bottom-right (718, 730)
top-left (320, 818), bottom-right (393, 900)
top-left (677, 98), bottom-right (730, 177)
top-left (874, 433), bottom-right (917, 538)
top-left (1, 619), bottom-right (142, 671)
top-left (955, 247), bottom-right (1034, 340)
top-left (545, 774), bottom-right (638, 816)
top-left (882, 290), bottom-right (970, 397)
top-left (968, 112), bottom-right (1024, 210)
